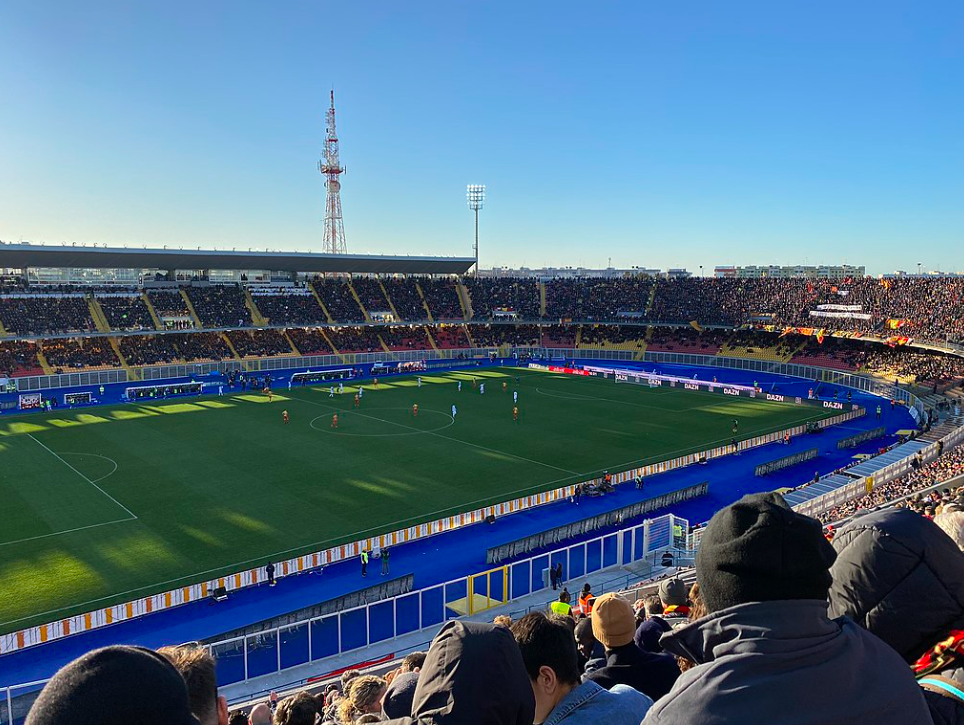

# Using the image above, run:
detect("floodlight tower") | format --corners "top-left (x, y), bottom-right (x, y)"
top-left (319, 91), bottom-right (348, 254)
top-left (467, 184), bottom-right (485, 277)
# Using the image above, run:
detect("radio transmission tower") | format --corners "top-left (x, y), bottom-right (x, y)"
top-left (319, 90), bottom-right (348, 254)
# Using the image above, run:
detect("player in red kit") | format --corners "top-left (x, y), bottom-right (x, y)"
top-left (354, 393), bottom-right (360, 408)
top-left (282, 410), bottom-right (289, 424)
top-left (331, 413), bottom-right (338, 429)
top-left (513, 405), bottom-right (519, 423)
top-left (412, 403), bottom-right (419, 418)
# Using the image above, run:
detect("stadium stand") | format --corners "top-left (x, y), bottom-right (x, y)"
top-left (788, 337), bottom-right (861, 371)
top-left (470, 323), bottom-right (541, 347)
top-left (378, 325), bottom-right (431, 351)
top-left (96, 294), bottom-right (156, 331)
top-left (0, 295), bottom-right (94, 335)
top-left (351, 278), bottom-right (392, 317)
top-left (118, 334), bottom-right (182, 366)
top-left (465, 278), bottom-right (541, 320)
top-left (380, 278), bottom-right (426, 321)
top-left (227, 329), bottom-right (293, 357)
top-left (42, 337), bottom-right (120, 370)
top-left (251, 289), bottom-right (327, 326)
top-left (545, 278), bottom-right (653, 321)
top-left (0, 340), bottom-right (43, 376)
top-left (145, 288), bottom-right (192, 318)
top-left (312, 280), bottom-right (366, 323)
top-left (431, 324), bottom-right (470, 349)
top-left (719, 330), bottom-right (798, 362)
top-left (287, 328), bottom-right (335, 356)
top-left (325, 326), bottom-right (382, 353)
top-left (418, 277), bottom-right (464, 320)
top-left (186, 285), bottom-right (252, 328)
top-left (176, 332), bottom-right (235, 362)
top-left (646, 327), bottom-right (726, 355)
top-left (578, 324), bottom-right (647, 353)
top-left (541, 323), bottom-right (578, 348)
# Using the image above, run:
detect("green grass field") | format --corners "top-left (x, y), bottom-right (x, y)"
top-left (0, 367), bottom-right (834, 633)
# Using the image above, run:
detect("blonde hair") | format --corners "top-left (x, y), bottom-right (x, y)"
top-left (337, 675), bottom-right (386, 724)
top-left (493, 615), bottom-right (513, 628)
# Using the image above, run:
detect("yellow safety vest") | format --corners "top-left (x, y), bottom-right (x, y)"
top-left (550, 601), bottom-right (572, 616)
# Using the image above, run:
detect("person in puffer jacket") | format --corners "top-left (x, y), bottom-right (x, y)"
top-left (643, 492), bottom-right (932, 725)
top-left (828, 507), bottom-right (964, 725)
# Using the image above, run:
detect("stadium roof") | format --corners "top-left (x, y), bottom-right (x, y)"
top-left (0, 243), bottom-right (475, 275)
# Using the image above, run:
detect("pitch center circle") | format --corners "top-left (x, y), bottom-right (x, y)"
top-left (308, 407), bottom-right (456, 437)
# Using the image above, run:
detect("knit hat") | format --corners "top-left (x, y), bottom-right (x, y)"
top-left (658, 578), bottom-right (688, 607)
top-left (382, 672), bottom-right (419, 719)
top-left (26, 645), bottom-right (199, 725)
top-left (591, 593), bottom-right (635, 648)
top-left (696, 492), bottom-right (836, 613)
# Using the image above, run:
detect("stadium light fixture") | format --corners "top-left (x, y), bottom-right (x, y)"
top-left (467, 184), bottom-right (485, 278)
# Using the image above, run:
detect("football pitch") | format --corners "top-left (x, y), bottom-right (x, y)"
top-left (0, 367), bottom-right (835, 633)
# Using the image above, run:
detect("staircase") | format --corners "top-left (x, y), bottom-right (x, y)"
top-left (425, 326), bottom-right (440, 351)
top-left (463, 323), bottom-right (476, 348)
top-left (377, 280), bottom-right (402, 321)
top-left (283, 330), bottom-right (301, 355)
top-left (456, 279), bottom-right (474, 321)
top-left (88, 297), bottom-right (112, 333)
top-left (645, 282), bottom-right (658, 317)
top-left (319, 328), bottom-right (343, 359)
top-left (0, 313), bottom-right (8, 337)
top-left (220, 332), bottom-right (241, 360)
top-left (414, 282), bottom-right (435, 322)
top-left (539, 282), bottom-right (547, 318)
top-left (142, 293), bottom-right (164, 331)
top-left (377, 333), bottom-right (392, 354)
top-left (348, 282), bottom-right (373, 323)
top-left (244, 290), bottom-right (267, 326)
top-left (308, 284), bottom-right (336, 323)
top-left (179, 290), bottom-right (203, 328)
top-left (109, 337), bottom-right (140, 381)
top-left (36, 347), bottom-right (55, 375)
top-left (574, 325), bottom-right (583, 348)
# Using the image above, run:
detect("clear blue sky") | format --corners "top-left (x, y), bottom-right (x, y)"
top-left (1, 1), bottom-right (962, 274)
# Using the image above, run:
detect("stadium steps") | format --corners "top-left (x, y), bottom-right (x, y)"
top-left (0, 315), bottom-right (8, 337)
top-left (574, 324), bottom-right (583, 347)
top-left (376, 333), bottom-right (392, 354)
top-left (179, 289), bottom-right (203, 328)
top-left (376, 280), bottom-right (402, 321)
top-left (109, 337), bottom-right (140, 381)
top-left (243, 289), bottom-right (268, 326)
top-left (645, 282), bottom-right (658, 315)
top-left (457, 279), bottom-right (473, 320)
top-left (220, 332), bottom-right (242, 361)
top-left (348, 281), bottom-right (373, 323)
top-left (539, 282), bottom-right (547, 317)
top-left (463, 323), bottom-right (476, 348)
top-left (318, 328), bottom-right (344, 360)
top-left (35, 348), bottom-right (55, 375)
top-left (308, 284), bottom-right (336, 323)
top-left (424, 326), bottom-right (440, 351)
top-left (141, 293), bottom-right (165, 331)
top-left (414, 281), bottom-right (435, 322)
top-left (283, 330), bottom-right (301, 355)
top-left (87, 297), bottom-right (112, 333)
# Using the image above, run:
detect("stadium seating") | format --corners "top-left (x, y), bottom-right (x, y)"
top-left (418, 278), bottom-right (464, 320)
top-left (578, 324), bottom-right (647, 353)
top-left (470, 324), bottom-right (541, 347)
top-left (250, 289), bottom-right (327, 326)
top-left (226, 329), bottom-right (293, 357)
top-left (287, 328), bottom-right (335, 355)
top-left (0, 295), bottom-right (95, 335)
top-left (788, 338), bottom-right (860, 371)
top-left (145, 289), bottom-right (192, 318)
top-left (0, 340), bottom-right (43, 377)
top-left (465, 278), bottom-right (541, 320)
top-left (381, 278), bottom-right (426, 321)
top-left (379, 325), bottom-right (431, 351)
top-left (351, 277), bottom-right (392, 317)
top-left (118, 334), bottom-right (181, 366)
top-left (719, 330), bottom-right (798, 362)
top-left (185, 285), bottom-right (252, 328)
top-left (97, 294), bottom-right (156, 331)
top-left (176, 332), bottom-right (235, 362)
top-left (541, 324), bottom-right (577, 348)
top-left (312, 279), bottom-right (366, 323)
top-left (646, 327), bottom-right (726, 355)
top-left (42, 337), bottom-right (120, 371)
top-left (432, 324), bottom-right (470, 349)
top-left (545, 278), bottom-right (653, 320)
top-left (325, 326), bottom-right (382, 353)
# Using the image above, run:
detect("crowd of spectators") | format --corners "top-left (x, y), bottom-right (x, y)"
top-left (325, 327), bottom-right (382, 353)
top-left (431, 325), bottom-right (468, 349)
top-left (177, 333), bottom-right (234, 362)
top-left (145, 288), bottom-right (192, 318)
top-left (97, 294), bottom-right (155, 330)
top-left (646, 327), bottom-right (727, 354)
top-left (466, 278), bottom-right (541, 319)
top-left (186, 286), bottom-right (252, 328)
top-left (545, 278), bottom-right (654, 321)
top-left (227, 330), bottom-right (293, 357)
top-left (252, 290), bottom-right (327, 326)
top-left (788, 337), bottom-right (862, 371)
top-left (119, 335), bottom-right (180, 366)
top-left (470, 324), bottom-right (541, 347)
top-left (33, 489), bottom-right (964, 725)
top-left (378, 325), bottom-right (431, 351)
top-left (287, 328), bottom-right (335, 356)
top-left (541, 324), bottom-right (578, 348)
top-left (418, 278), bottom-right (463, 320)
top-left (857, 348), bottom-right (964, 385)
top-left (0, 340), bottom-right (42, 376)
top-left (819, 444), bottom-right (964, 524)
top-left (42, 337), bottom-right (120, 370)
top-left (312, 280), bottom-right (366, 323)
top-left (350, 278), bottom-right (392, 316)
top-left (580, 324), bottom-right (647, 347)
top-left (0, 295), bottom-right (94, 335)
top-left (380, 279), bottom-right (425, 321)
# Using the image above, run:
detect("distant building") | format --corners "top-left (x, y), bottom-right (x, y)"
top-left (482, 266), bottom-right (666, 279)
top-left (713, 265), bottom-right (865, 280)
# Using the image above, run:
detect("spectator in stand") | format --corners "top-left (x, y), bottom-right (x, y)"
top-left (275, 692), bottom-right (320, 725)
top-left (511, 611), bottom-right (653, 725)
top-left (381, 620), bottom-right (534, 725)
top-left (935, 510), bottom-right (964, 551)
top-left (248, 704), bottom-right (272, 725)
top-left (584, 593), bottom-right (680, 700)
top-left (337, 676), bottom-right (387, 724)
top-left (644, 492), bottom-right (931, 724)
top-left (574, 617), bottom-right (606, 674)
top-left (828, 508), bottom-right (964, 724)
top-left (25, 645), bottom-right (200, 725)
top-left (382, 672), bottom-right (419, 720)
top-left (158, 645), bottom-right (228, 725)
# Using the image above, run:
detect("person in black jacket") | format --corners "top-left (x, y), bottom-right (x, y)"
top-left (828, 507), bottom-right (964, 725)
top-left (584, 593), bottom-right (680, 700)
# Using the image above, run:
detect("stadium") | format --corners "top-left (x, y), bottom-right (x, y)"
top-left (3, 4), bottom-right (964, 725)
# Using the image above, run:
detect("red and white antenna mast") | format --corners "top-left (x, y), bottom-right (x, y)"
top-left (319, 90), bottom-right (348, 254)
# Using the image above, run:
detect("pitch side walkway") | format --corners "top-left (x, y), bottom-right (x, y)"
top-left (0, 373), bottom-right (917, 687)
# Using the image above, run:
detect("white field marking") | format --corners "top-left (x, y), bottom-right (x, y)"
top-left (60, 452), bottom-right (119, 484)
top-left (0, 517), bottom-right (135, 548)
top-left (27, 435), bottom-right (137, 519)
top-left (282, 392), bottom-right (579, 476)
top-left (308, 408), bottom-right (456, 437)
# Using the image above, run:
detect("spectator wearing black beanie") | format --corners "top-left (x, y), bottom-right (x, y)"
top-left (643, 493), bottom-right (932, 725)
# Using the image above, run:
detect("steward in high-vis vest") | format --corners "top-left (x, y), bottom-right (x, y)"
top-left (550, 590), bottom-right (573, 618)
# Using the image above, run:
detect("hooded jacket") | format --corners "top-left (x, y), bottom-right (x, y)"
top-left (583, 641), bottom-right (680, 701)
top-left (642, 599), bottom-right (932, 724)
top-left (383, 620), bottom-right (535, 725)
top-left (829, 508), bottom-right (964, 725)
